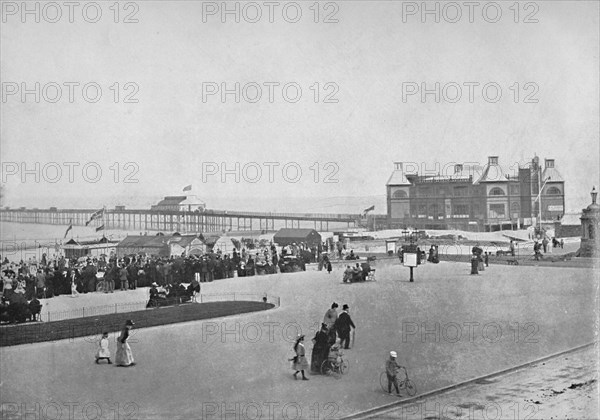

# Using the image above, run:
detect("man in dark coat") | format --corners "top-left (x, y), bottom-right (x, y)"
top-left (335, 304), bottom-right (356, 349)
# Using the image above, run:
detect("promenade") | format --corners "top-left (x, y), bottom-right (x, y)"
top-left (1, 260), bottom-right (597, 419)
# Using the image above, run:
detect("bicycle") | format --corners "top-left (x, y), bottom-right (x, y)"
top-left (320, 348), bottom-right (349, 378)
top-left (380, 366), bottom-right (417, 396)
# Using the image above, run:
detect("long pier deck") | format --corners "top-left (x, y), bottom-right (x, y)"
top-left (0, 208), bottom-right (363, 232)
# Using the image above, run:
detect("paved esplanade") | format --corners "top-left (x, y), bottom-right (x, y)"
top-left (1, 261), bottom-right (596, 419)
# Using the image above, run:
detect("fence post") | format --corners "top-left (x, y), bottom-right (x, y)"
top-left (82, 307), bottom-right (85, 318)
top-left (115, 303), bottom-right (117, 314)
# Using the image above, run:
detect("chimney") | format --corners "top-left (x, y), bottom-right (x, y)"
top-left (488, 156), bottom-right (499, 165)
top-left (454, 164), bottom-right (463, 174)
top-left (545, 159), bottom-right (554, 169)
top-left (394, 162), bottom-right (403, 171)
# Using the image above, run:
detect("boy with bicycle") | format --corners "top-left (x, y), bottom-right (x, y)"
top-left (386, 351), bottom-right (402, 395)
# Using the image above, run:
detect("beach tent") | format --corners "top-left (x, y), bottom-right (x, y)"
top-left (273, 228), bottom-right (322, 248)
top-left (62, 237), bottom-right (118, 259)
top-left (169, 235), bottom-right (206, 257)
top-left (212, 236), bottom-right (239, 255)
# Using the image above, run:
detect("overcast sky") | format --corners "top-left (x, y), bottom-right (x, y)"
top-left (1, 0), bottom-right (598, 213)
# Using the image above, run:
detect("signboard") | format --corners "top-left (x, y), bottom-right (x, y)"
top-left (386, 240), bottom-right (396, 253)
top-left (548, 205), bottom-right (564, 212)
top-left (403, 253), bottom-right (418, 267)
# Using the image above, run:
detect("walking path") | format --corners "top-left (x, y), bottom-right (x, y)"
top-left (346, 344), bottom-right (599, 419)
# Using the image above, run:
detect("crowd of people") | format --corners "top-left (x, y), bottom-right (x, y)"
top-left (0, 240), bottom-right (340, 323)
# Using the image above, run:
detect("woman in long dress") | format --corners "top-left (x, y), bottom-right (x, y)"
top-left (292, 335), bottom-right (309, 380)
top-left (115, 320), bottom-right (135, 367)
top-left (310, 324), bottom-right (330, 373)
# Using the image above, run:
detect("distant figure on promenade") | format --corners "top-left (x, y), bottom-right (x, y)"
top-left (323, 303), bottom-right (338, 330)
top-left (70, 271), bottom-right (79, 297)
top-left (119, 265), bottom-right (129, 291)
top-left (291, 335), bottom-right (309, 380)
top-left (334, 304), bottom-right (355, 350)
top-left (326, 257), bottom-right (332, 274)
top-left (95, 332), bottom-right (112, 364)
top-left (343, 266), bottom-right (353, 283)
top-left (385, 351), bottom-right (402, 395)
top-left (115, 320), bottom-right (135, 367)
top-left (533, 241), bottom-right (542, 261)
top-left (509, 240), bottom-right (515, 256)
top-left (310, 324), bottom-right (330, 373)
top-left (470, 253), bottom-right (479, 275)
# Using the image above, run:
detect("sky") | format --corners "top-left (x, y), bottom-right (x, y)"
top-left (1, 0), bottom-right (599, 214)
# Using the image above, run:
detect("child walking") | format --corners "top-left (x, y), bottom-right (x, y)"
top-left (95, 332), bottom-right (112, 364)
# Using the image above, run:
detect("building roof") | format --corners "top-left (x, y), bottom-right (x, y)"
top-left (168, 235), bottom-right (202, 247)
top-left (386, 168), bottom-right (411, 186)
top-left (475, 163), bottom-right (513, 184)
top-left (155, 195), bottom-right (205, 207)
top-left (155, 196), bottom-right (187, 206)
top-left (117, 235), bottom-right (172, 248)
top-left (560, 213), bottom-right (581, 226)
top-left (64, 237), bottom-right (115, 246)
top-left (542, 167), bottom-right (565, 182)
top-left (274, 228), bottom-right (321, 243)
top-left (180, 195), bottom-right (205, 206)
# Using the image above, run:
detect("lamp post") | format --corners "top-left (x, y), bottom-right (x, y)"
top-left (535, 176), bottom-right (551, 235)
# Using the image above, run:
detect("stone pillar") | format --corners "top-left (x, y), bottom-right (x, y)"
top-left (579, 187), bottom-right (600, 258)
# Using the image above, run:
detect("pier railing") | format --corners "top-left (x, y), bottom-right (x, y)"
top-left (0, 207), bottom-right (363, 232)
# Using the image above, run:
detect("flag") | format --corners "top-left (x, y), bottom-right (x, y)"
top-left (363, 205), bottom-right (375, 214)
top-left (183, 184), bottom-right (192, 192)
top-left (96, 224), bottom-right (105, 232)
top-left (64, 220), bottom-right (73, 238)
top-left (85, 208), bottom-right (105, 226)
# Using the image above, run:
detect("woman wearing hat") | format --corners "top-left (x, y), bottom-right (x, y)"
top-left (292, 335), bottom-right (309, 380)
top-left (115, 320), bottom-right (135, 367)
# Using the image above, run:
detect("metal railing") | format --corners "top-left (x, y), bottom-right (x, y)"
top-left (41, 292), bottom-right (280, 323)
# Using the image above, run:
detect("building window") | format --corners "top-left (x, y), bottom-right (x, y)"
top-left (429, 204), bottom-right (439, 218)
top-left (511, 202), bottom-right (520, 218)
top-left (420, 187), bottom-right (433, 197)
top-left (453, 204), bottom-right (469, 215)
top-left (509, 184), bottom-right (520, 195)
top-left (392, 190), bottom-right (408, 199)
top-left (489, 204), bottom-right (506, 218)
top-left (454, 186), bottom-right (468, 197)
top-left (489, 187), bottom-right (506, 196)
top-left (546, 187), bottom-right (561, 195)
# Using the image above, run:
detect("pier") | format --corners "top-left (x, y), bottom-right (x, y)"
top-left (0, 208), bottom-right (363, 233)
